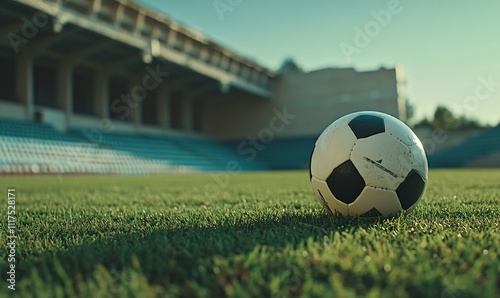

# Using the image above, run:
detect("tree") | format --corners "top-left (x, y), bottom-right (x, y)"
top-left (456, 116), bottom-right (481, 130)
top-left (278, 58), bottom-right (302, 74)
top-left (405, 100), bottom-right (415, 124)
top-left (433, 106), bottom-right (457, 130)
top-left (414, 118), bottom-right (432, 129)
top-left (432, 105), bottom-right (483, 131)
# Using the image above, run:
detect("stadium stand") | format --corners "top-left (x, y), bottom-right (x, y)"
top-left (225, 137), bottom-right (317, 170)
top-left (428, 126), bottom-right (500, 168)
top-left (0, 0), bottom-right (412, 176)
top-left (2, 117), bottom-right (500, 175)
top-left (0, 118), bottom-right (267, 175)
top-left (258, 137), bottom-right (317, 169)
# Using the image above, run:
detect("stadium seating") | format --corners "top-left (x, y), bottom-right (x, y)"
top-left (69, 130), bottom-right (269, 172)
top-left (224, 137), bottom-right (317, 170)
top-left (428, 126), bottom-right (500, 167)
top-left (2, 117), bottom-right (499, 175)
top-left (0, 118), bottom-right (267, 175)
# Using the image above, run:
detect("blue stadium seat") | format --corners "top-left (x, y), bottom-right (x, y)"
top-left (428, 127), bottom-right (500, 167)
top-left (0, 117), bottom-right (268, 175)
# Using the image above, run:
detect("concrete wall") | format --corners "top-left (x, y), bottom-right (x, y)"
top-left (0, 101), bottom-right (25, 120)
top-left (70, 114), bottom-right (104, 130)
top-left (35, 107), bottom-right (66, 131)
top-left (413, 127), bottom-right (483, 156)
top-left (204, 67), bottom-right (403, 139)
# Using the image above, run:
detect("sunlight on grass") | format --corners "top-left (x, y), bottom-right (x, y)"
top-left (0, 169), bottom-right (499, 297)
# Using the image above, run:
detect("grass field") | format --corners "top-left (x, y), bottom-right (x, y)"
top-left (1, 169), bottom-right (499, 297)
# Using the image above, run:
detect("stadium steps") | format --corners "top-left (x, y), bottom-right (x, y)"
top-left (465, 152), bottom-right (500, 167)
top-left (0, 134), bottom-right (180, 175)
top-left (168, 136), bottom-right (269, 171)
top-left (224, 136), bottom-right (317, 170)
top-left (3, 116), bottom-right (498, 174)
top-left (69, 130), bottom-right (227, 172)
top-left (0, 118), bottom-right (266, 175)
top-left (428, 126), bottom-right (500, 167)
top-left (256, 137), bottom-right (316, 169)
top-left (70, 129), bottom-right (269, 171)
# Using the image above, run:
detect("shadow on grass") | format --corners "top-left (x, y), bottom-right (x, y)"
top-left (14, 212), bottom-right (386, 295)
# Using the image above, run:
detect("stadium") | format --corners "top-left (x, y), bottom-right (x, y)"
top-left (1, 0), bottom-right (499, 297)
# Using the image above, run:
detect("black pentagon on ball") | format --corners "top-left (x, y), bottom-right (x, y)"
top-left (396, 170), bottom-right (426, 210)
top-left (348, 114), bottom-right (385, 139)
top-left (326, 160), bottom-right (365, 204)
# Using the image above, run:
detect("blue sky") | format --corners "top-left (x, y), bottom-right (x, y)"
top-left (137, 0), bottom-right (500, 125)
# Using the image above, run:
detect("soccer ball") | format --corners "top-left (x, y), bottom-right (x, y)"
top-left (309, 111), bottom-right (428, 217)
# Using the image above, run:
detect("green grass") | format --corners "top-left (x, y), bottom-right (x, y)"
top-left (0, 169), bottom-right (499, 297)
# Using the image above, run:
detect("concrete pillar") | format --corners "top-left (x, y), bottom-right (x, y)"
top-left (251, 69), bottom-right (260, 83)
top-left (16, 57), bottom-right (34, 120)
top-left (128, 78), bottom-right (142, 128)
top-left (157, 84), bottom-right (170, 129)
top-left (191, 99), bottom-right (204, 133)
top-left (199, 47), bottom-right (209, 62)
top-left (184, 39), bottom-right (193, 55)
top-left (89, 0), bottom-right (102, 20)
top-left (230, 60), bottom-right (240, 75)
top-left (132, 99), bottom-right (142, 129)
top-left (241, 66), bottom-right (251, 80)
top-left (167, 28), bottom-right (177, 48)
top-left (94, 72), bottom-right (109, 119)
top-left (220, 55), bottom-right (229, 70)
top-left (211, 52), bottom-right (221, 67)
top-left (259, 73), bottom-right (269, 87)
top-left (180, 95), bottom-right (193, 132)
top-left (57, 62), bottom-right (73, 129)
top-left (134, 12), bottom-right (145, 37)
top-left (13, 31), bottom-right (74, 121)
top-left (113, 2), bottom-right (125, 28)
